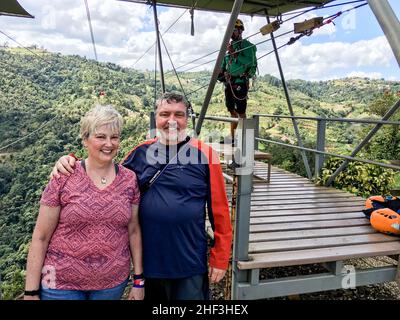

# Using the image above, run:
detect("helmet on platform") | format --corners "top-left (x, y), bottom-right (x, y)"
top-left (370, 208), bottom-right (400, 235)
top-left (365, 195), bottom-right (385, 210)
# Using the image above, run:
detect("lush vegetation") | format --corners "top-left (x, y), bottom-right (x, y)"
top-left (0, 47), bottom-right (399, 299)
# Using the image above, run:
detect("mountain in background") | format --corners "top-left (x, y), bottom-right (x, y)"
top-left (0, 47), bottom-right (399, 299)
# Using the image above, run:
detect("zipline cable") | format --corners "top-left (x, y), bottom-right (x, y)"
top-left (0, 114), bottom-right (59, 152)
top-left (84, 0), bottom-right (98, 61)
top-left (160, 33), bottom-right (196, 128)
top-left (168, 0), bottom-right (366, 74)
top-left (178, 30), bottom-right (293, 74)
top-left (0, 30), bottom-right (52, 66)
top-left (133, 1), bottom-right (197, 68)
top-left (187, 2), bottom-right (367, 96)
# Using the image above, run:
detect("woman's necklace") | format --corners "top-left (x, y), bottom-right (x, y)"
top-left (83, 159), bottom-right (111, 185)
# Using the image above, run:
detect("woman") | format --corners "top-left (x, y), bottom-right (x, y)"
top-left (24, 105), bottom-right (144, 300)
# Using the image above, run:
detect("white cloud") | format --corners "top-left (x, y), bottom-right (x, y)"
top-left (261, 36), bottom-right (394, 80)
top-left (346, 71), bottom-right (382, 79)
top-left (0, 1), bottom-right (398, 81)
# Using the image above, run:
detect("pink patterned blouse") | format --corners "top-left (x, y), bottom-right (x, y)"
top-left (40, 161), bottom-right (140, 290)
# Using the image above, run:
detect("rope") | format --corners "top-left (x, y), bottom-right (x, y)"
top-left (227, 77), bottom-right (248, 101)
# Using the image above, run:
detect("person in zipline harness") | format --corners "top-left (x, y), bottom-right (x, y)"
top-left (218, 18), bottom-right (257, 144)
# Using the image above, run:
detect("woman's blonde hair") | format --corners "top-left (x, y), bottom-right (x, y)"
top-left (80, 105), bottom-right (123, 140)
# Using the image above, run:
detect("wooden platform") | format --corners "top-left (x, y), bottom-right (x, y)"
top-left (236, 162), bottom-right (400, 269)
top-left (208, 142), bottom-right (400, 299)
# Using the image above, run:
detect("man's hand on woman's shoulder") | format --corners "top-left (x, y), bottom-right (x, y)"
top-left (50, 155), bottom-right (77, 179)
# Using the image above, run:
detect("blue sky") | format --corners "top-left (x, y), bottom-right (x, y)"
top-left (0, 0), bottom-right (399, 81)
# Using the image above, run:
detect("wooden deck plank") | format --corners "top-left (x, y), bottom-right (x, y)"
top-left (250, 193), bottom-right (364, 201)
top-left (250, 218), bottom-right (370, 232)
top-left (249, 233), bottom-right (395, 253)
top-left (249, 186), bottom-right (343, 191)
top-left (251, 202), bottom-right (365, 211)
top-left (250, 207), bottom-right (363, 218)
top-left (251, 206), bottom-right (365, 216)
top-left (249, 189), bottom-right (353, 196)
top-left (251, 212), bottom-right (365, 224)
top-left (250, 198), bottom-right (364, 205)
top-left (249, 226), bottom-right (377, 242)
top-left (238, 242), bottom-right (400, 269)
top-left (250, 206), bottom-right (363, 218)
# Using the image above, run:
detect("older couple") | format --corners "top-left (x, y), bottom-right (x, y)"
top-left (25, 92), bottom-right (232, 300)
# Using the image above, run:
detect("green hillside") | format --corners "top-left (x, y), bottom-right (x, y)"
top-left (0, 47), bottom-right (399, 299)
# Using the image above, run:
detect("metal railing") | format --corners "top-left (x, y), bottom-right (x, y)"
top-left (200, 110), bottom-right (400, 181)
top-left (255, 112), bottom-right (400, 184)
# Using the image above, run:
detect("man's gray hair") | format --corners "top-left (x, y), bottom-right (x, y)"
top-left (155, 92), bottom-right (190, 116)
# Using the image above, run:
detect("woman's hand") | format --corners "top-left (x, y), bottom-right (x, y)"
top-left (127, 287), bottom-right (144, 300)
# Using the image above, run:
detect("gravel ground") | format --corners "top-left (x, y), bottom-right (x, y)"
top-left (210, 256), bottom-right (400, 300)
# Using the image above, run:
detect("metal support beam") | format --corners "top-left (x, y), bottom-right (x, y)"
top-left (396, 255), bottom-right (400, 287)
top-left (195, 0), bottom-right (244, 136)
top-left (250, 269), bottom-right (260, 285)
top-left (149, 111), bottom-right (156, 138)
top-left (236, 266), bottom-right (398, 299)
top-left (231, 118), bottom-right (254, 299)
top-left (314, 118), bottom-right (326, 179)
top-left (367, 0), bottom-right (400, 67)
top-left (253, 115), bottom-right (260, 151)
top-left (326, 99), bottom-right (400, 186)
top-left (152, 0), bottom-right (165, 93)
top-left (323, 261), bottom-right (343, 276)
top-left (266, 13), bottom-right (312, 180)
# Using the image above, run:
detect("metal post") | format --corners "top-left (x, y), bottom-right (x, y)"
top-left (315, 118), bottom-right (326, 179)
top-left (367, 0), bottom-right (400, 67)
top-left (152, 0), bottom-right (165, 93)
top-left (326, 99), bottom-right (400, 186)
top-left (149, 111), bottom-right (156, 138)
top-left (195, 0), bottom-right (244, 136)
top-left (231, 118), bottom-right (254, 299)
top-left (266, 13), bottom-right (312, 180)
top-left (253, 115), bottom-right (260, 151)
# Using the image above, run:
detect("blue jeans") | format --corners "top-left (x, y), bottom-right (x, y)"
top-left (40, 278), bottom-right (129, 300)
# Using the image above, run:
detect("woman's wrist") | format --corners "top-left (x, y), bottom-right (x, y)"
top-left (24, 289), bottom-right (40, 296)
top-left (131, 273), bottom-right (145, 288)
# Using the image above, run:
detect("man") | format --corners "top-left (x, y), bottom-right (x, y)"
top-left (51, 92), bottom-right (232, 300)
top-left (218, 18), bottom-right (257, 144)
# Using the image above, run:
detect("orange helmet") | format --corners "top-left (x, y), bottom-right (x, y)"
top-left (235, 19), bottom-right (244, 30)
top-left (370, 208), bottom-right (400, 235)
top-left (365, 195), bottom-right (385, 210)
